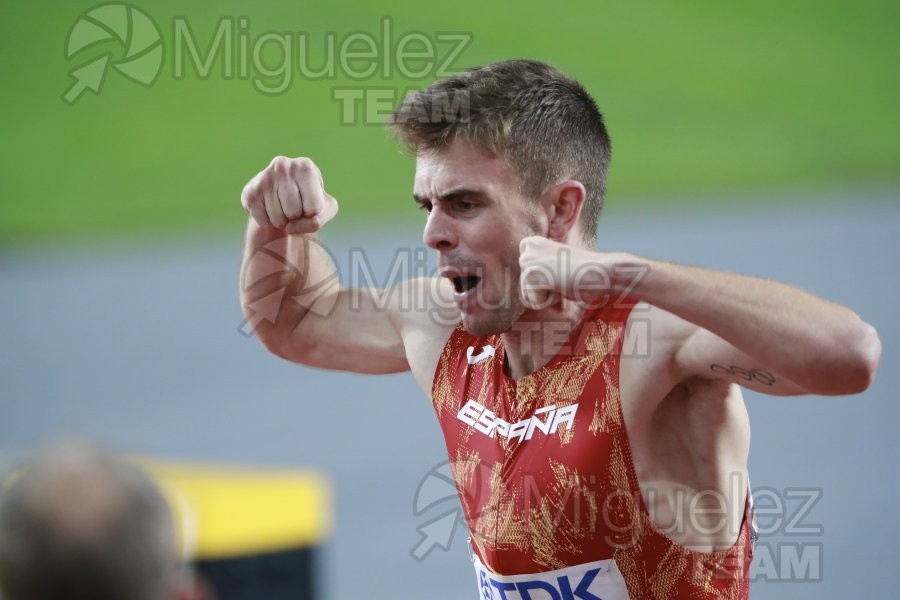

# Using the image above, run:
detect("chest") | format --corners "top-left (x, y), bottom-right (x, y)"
top-left (436, 345), bottom-right (636, 510)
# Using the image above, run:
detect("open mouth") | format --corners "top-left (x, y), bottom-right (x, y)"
top-left (451, 275), bottom-right (481, 294)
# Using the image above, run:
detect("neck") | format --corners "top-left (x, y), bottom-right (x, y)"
top-left (501, 300), bottom-right (586, 379)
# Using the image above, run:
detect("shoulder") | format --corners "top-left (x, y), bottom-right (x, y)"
top-left (392, 277), bottom-right (461, 393)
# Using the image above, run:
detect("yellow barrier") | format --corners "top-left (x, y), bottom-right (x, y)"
top-left (140, 458), bottom-right (331, 600)
top-left (139, 459), bottom-right (332, 561)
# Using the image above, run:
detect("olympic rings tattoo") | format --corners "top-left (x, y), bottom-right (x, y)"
top-left (710, 364), bottom-right (776, 386)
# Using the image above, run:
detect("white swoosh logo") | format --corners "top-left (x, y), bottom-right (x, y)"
top-left (466, 345), bottom-right (495, 365)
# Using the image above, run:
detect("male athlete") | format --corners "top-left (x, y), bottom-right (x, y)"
top-left (239, 60), bottom-right (881, 598)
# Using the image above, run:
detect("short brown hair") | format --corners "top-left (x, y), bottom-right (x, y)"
top-left (388, 59), bottom-right (612, 243)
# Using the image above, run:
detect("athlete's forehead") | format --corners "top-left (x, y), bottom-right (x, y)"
top-left (412, 141), bottom-right (519, 204)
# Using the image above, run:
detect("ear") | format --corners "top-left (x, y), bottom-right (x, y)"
top-left (540, 180), bottom-right (586, 242)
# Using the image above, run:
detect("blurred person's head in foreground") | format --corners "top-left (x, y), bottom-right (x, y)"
top-left (0, 440), bottom-right (209, 600)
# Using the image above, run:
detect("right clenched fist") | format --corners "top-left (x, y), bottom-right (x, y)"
top-left (241, 156), bottom-right (338, 234)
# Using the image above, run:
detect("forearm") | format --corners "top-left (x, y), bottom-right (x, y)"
top-left (612, 254), bottom-right (881, 394)
top-left (239, 219), bottom-right (340, 350)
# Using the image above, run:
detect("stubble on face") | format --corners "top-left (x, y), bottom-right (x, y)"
top-left (460, 221), bottom-right (542, 337)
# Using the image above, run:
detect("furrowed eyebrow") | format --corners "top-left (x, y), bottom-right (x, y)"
top-left (413, 187), bottom-right (486, 205)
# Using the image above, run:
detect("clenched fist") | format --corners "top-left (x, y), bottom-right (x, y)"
top-left (241, 156), bottom-right (338, 234)
top-left (519, 236), bottom-right (625, 310)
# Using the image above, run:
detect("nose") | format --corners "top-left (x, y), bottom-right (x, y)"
top-left (422, 208), bottom-right (458, 251)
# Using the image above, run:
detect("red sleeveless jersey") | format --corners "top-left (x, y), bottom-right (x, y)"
top-left (430, 299), bottom-right (753, 599)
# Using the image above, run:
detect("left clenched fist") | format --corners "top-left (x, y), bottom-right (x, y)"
top-left (518, 236), bottom-right (619, 310)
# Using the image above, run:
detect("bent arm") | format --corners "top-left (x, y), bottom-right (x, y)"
top-left (615, 256), bottom-right (882, 396)
top-left (239, 156), bottom-right (458, 386)
top-left (240, 220), bottom-right (410, 373)
top-left (240, 220), bottom-right (457, 381)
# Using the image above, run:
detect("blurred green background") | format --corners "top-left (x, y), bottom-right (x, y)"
top-left (1, 0), bottom-right (897, 246)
